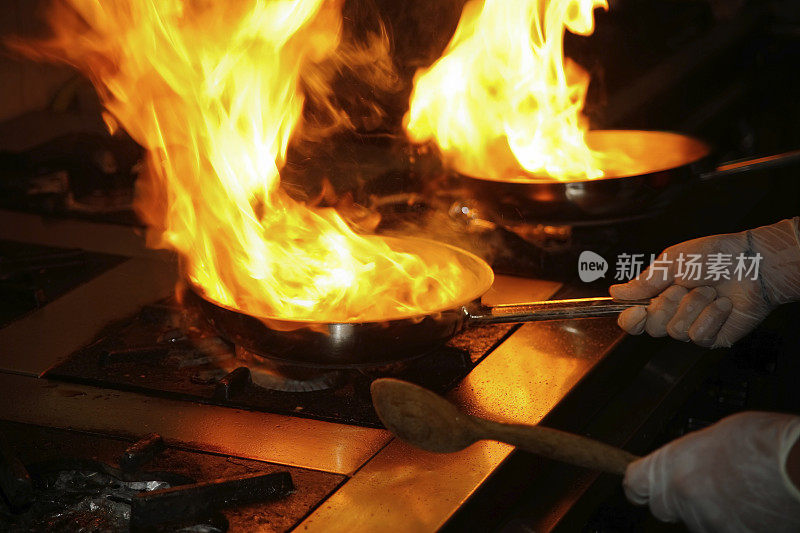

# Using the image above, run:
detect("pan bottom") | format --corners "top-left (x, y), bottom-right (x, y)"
top-left (231, 340), bottom-right (449, 372)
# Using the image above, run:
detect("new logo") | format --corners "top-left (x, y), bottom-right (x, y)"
top-left (578, 251), bottom-right (608, 282)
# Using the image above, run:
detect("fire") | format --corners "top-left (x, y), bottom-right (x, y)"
top-left (14, 0), bottom-right (472, 322)
top-left (405, 0), bottom-right (608, 181)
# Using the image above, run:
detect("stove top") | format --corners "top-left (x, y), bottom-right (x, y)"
top-left (0, 208), bottom-right (641, 531)
top-left (0, 192), bottom-right (741, 532)
top-left (45, 295), bottom-right (515, 427)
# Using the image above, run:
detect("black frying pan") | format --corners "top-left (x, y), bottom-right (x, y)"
top-left (185, 237), bottom-right (648, 367)
top-left (454, 130), bottom-right (800, 223)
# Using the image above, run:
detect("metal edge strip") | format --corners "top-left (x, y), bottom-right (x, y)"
top-left (0, 257), bottom-right (176, 376)
top-left (0, 372), bottom-right (392, 475)
top-left (0, 209), bottom-right (161, 258)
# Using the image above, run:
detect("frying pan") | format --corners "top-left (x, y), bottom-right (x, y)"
top-left (185, 236), bottom-right (649, 367)
top-left (454, 130), bottom-right (800, 223)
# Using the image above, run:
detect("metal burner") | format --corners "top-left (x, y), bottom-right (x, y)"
top-left (233, 346), bottom-right (345, 392)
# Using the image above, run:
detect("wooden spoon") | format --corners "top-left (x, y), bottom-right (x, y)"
top-left (370, 378), bottom-right (639, 475)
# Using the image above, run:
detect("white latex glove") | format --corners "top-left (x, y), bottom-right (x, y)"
top-left (610, 218), bottom-right (800, 347)
top-left (625, 411), bottom-right (800, 533)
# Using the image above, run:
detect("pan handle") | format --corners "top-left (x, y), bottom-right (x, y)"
top-left (467, 296), bottom-right (650, 325)
top-left (699, 149), bottom-right (800, 182)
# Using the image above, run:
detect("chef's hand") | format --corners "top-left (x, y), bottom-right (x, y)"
top-left (610, 217), bottom-right (800, 347)
top-left (624, 411), bottom-right (800, 533)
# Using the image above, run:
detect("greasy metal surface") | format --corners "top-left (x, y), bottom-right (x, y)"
top-left (370, 378), bottom-right (637, 474)
top-left (454, 317), bottom-right (626, 424)
top-left (0, 373), bottom-right (391, 475)
top-left (0, 257), bottom-right (176, 376)
top-left (299, 315), bottom-right (625, 532)
top-left (517, 336), bottom-right (716, 532)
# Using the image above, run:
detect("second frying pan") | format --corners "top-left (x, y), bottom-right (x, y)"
top-left (453, 130), bottom-right (800, 223)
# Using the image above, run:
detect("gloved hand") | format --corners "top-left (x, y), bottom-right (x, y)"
top-left (610, 217), bottom-right (800, 347)
top-left (624, 411), bottom-right (800, 533)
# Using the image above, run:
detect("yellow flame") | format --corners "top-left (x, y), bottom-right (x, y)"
top-left (405, 0), bottom-right (608, 181)
top-left (16, 0), bottom-right (472, 322)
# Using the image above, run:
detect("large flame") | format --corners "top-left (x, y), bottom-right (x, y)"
top-left (405, 0), bottom-right (608, 181)
top-left (16, 0), bottom-right (473, 322)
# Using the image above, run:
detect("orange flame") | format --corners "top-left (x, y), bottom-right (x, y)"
top-left (405, 0), bottom-right (608, 181)
top-left (16, 0), bottom-right (472, 322)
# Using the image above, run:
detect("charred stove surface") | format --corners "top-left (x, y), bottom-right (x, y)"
top-left (0, 421), bottom-right (343, 532)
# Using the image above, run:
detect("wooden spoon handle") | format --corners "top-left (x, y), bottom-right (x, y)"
top-left (476, 418), bottom-right (639, 475)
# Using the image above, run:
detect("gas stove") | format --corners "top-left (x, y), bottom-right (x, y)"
top-left (0, 209), bottom-right (722, 531)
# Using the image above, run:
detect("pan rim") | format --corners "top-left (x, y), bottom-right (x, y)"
top-left (456, 129), bottom-right (712, 184)
top-left (187, 236), bottom-right (495, 326)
